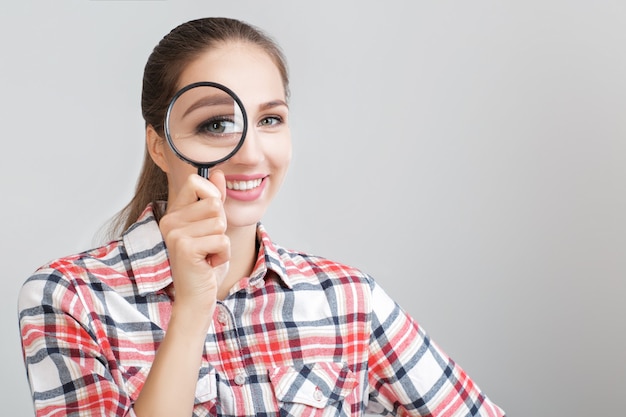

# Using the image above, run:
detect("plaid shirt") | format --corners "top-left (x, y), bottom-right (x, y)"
top-left (19, 204), bottom-right (504, 417)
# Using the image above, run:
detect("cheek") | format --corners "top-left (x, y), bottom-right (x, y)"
top-left (285, 139), bottom-right (293, 165)
top-left (268, 140), bottom-right (292, 194)
top-left (271, 136), bottom-right (292, 170)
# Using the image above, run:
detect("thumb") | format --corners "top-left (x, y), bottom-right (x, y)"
top-left (209, 169), bottom-right (227, 203)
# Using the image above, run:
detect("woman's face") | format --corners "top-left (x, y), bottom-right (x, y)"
top-left (153, 41), bottom-right (291, 230)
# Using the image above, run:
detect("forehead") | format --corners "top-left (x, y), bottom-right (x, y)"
top-left (177, 42), bottom-right (285, 100)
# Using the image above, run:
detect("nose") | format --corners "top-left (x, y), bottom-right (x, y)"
top-left (229, 124), bottom-right (263, 166)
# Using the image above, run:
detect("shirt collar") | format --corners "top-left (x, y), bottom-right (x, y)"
top-left (122, 204), bottom-right (293, 297)
top-left (249, 223), bottom-right (293, 289)
top-left (122, 203), bottom-right (172, 296)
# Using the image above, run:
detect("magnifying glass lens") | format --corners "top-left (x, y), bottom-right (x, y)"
top-left (167, 84), bottom-right (246, 170)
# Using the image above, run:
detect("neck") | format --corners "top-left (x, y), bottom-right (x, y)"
top-left (217, 223), bottom-right (258, 300)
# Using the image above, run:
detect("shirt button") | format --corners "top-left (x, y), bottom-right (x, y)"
top-left (234, 373), bottom-right (246, 386)
top-left (217, 311), bottom-right (228, 326)
top-left (313, 387), bottom-right (324, 402)
top-left (253, 279), bottom-right (265, 288)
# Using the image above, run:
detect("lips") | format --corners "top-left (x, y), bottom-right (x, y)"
top-left (224, 175), bottom-right (267, 201)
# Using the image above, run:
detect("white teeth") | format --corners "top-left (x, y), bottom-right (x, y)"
top-left (226, 178), bottom-right (263, 191)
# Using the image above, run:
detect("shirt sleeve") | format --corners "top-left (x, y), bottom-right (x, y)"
top-left (18, 267), bottom-right (136, 417)
top-left (365, 279), bottom-right (505, 416)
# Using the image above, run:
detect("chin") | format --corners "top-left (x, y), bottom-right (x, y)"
top-left (224, 203), bottom-right (268, 230)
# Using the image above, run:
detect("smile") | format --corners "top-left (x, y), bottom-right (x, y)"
top-left (226, 178), bottom-right (263, 191)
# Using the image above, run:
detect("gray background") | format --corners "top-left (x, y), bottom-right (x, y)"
top-left (1, 1), bottom-right (625, 416)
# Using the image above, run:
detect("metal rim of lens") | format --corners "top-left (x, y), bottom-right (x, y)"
top-left (164, 81), bottom-right (248, 170)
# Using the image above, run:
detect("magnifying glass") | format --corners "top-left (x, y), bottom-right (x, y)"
top-left (164, 81), bottom-right (248, 178)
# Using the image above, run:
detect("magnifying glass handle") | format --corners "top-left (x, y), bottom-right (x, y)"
top-left (198, 166), bottom-right (210, 179)
top-left (196, 167), bottom-right (210, 201)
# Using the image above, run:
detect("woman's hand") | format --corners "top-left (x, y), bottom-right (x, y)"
top-left (134, 171), bottom-right (229, 417)
top-left (158, 170), bottom-right (230, 319)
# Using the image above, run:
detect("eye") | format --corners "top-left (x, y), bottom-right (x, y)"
top-left (258, 116), bottom-right (282, 127)
top-left (197, 117), bottom-right (235, 135)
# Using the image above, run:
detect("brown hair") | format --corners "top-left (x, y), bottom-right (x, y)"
top-left (108, 17), bottom-right (289, 238)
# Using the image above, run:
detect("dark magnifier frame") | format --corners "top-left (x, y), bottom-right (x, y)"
top-left (164, 81), bottom-right (248, 178)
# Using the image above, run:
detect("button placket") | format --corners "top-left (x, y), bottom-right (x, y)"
top-left (213, 302), bottom-right (249, 391)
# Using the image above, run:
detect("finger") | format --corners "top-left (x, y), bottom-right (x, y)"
top-left (207, 245), bottom-right (230, 269)
top-left (160, 196), bottom-right (225, 238)
top-left (194, 173), bottom-right (224, 201)
top-left (168, 174), bottom-right (223, 212)
top-left (164, 215), bottom-right (227, 240)
top-left (198, 233), bottom-right (230, 268)
top-left (208, 170), bottom-right (227, 203)
top-left (174, 234), bottom-right (230, 268)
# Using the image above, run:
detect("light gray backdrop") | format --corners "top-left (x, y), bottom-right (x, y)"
top-left (2, 1), bottom-right (625, 416)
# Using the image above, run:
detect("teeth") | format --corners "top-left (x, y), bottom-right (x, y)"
top-left (226, 178), bottom-right (263, 191)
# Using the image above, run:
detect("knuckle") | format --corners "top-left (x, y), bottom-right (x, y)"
top-left (205, 197), bottom-right (222, 212)
top-left (213, 216), bottom-right (227, 233)
top-left (173, 239), bottom-right (189, 254)
top-left (159, 214), bottom-right (173, 231)
top-left (204, 234), bottom-right (229, 256)
top-left (216, 234), bottom-right (230, 249)
top-left (166, 228), bottom-right (185, 246)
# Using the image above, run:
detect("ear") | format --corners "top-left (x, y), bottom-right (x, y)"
top-left (146, 125), bottom-right (170, 173)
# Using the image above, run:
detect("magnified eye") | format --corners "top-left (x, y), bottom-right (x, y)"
top-left (198, 117), bottom-right (235, 135)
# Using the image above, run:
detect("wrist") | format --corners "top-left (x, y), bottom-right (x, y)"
top-left (169, 301), bottom-right (215, 336)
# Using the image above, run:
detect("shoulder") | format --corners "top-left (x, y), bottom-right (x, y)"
top-left (19, 239), bottom-right (128, 308)
top-left (257, 225), bottom-right (375, 290)
top-left (29, 238), bottom-right (126, 282)
top-left (274, 243), bottom-right (376, 291)
top-left (269, 242), bottom-right (407, 323)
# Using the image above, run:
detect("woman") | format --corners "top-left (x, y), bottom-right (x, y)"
top-left (19, 17), bottom-right (505, 417)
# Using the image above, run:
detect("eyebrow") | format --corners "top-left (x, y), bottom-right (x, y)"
top-left (181, 98), bottom-right (289, 118)
top-left (181, 96), bottom-right (237, 118)
top-left (259, 100), bottom-right (289, 111)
